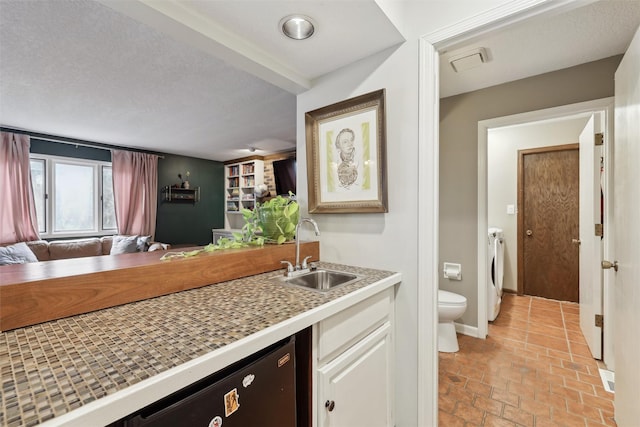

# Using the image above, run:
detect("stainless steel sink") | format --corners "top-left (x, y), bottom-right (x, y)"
top-left (276, 269), bottom-right (363, 292)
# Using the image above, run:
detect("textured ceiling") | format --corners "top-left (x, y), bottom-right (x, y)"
top-left (439, 0), bottom-right (640, 98)
top-left (0, 0), bottom-right (638, 161)
top-left (0, 0), bottom-right (403, 161)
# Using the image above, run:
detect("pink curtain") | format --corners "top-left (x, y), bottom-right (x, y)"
top-left (111, 150), bottom-right (158, 238)
top-left (0, 132), bottom-right (40, 243)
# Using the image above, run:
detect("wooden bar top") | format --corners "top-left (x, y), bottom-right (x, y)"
top-left (0, 241), bottom-right (319, 332)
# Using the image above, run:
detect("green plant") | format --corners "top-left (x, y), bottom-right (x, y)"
top-left (160, 194), bottom-right (298, 261)
top-left (252, 193), bottom-right (299, 244)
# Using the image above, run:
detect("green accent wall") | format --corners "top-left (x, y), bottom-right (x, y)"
top-left (26, 138), bottom-right (224, 246)
top-left (156, 154), bottom-right (224, 246)
top-left (31, 138), bottom-right (111, 162)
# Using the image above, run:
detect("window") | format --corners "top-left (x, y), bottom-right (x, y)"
top-left (30, 155), bottom-right (116, 238)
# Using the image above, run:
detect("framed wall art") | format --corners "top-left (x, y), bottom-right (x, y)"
top-left (305, 89), bottom-right (388, 213)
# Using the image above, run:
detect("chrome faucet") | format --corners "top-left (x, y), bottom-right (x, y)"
top-left (281, 218), bottom-right (320, 277)
top-left (296, 218), bottom-right (320, 270)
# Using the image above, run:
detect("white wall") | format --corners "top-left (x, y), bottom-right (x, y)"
top-left (296, 2), bottom-right (512, 425)
top-left (487, 116), bottom-right (588, 291)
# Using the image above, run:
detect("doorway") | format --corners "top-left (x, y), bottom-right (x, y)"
top-left (518, 144), bottom-right (580, 302)
top-left (480, 100), bottom-right (612, 362)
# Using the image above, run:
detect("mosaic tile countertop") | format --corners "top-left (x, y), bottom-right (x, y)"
top-left (0, 262), bottom-right (399, 427)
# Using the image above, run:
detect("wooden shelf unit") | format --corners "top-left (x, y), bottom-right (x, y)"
top-left (162, 186), bottom-right (200, 203)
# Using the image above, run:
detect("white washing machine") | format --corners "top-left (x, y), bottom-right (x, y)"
top-left (488, 227), bottom-right (504, 321)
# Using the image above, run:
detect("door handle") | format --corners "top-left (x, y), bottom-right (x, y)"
top-left (572, 238), bottom-right (581, 245)
top-left (601, 260), bottom-right (618, 272)
top-left (526, 229), bottom-right (533, 236)
top-left (325, 400), bottom-right (335, 412)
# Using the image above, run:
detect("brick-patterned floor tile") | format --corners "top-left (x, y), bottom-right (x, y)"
top-left (473, 394), bottom-right (503, 417)
top-left (578, 371), bottom-right (606, 387)
top-left (453, 401), bottom-right (485, 425)
top-left (438, 393), bottom-right (457, 414)
top-left (534, 391), bottom-right (567, 411)
top-left (552, 407), bottom-right (589, 426)
top-left (438, 409), bottom-right (466, 427)
top-left (547, 349), bottom-right (572, 361)
top-left (600, 410), bottom-right (616, 427)
top-left (502, 404), bottom-right (534, 427)
top-left (570, 341), bottom-right (595, 358)
top-left (534, 370), bottom-right (565, 388)
top-left (447, 383), bottom-right (476, 406)
top-left (458, 364), bottom-right (485, 382)
top-left (566, 399), bottom-right (605, 423)
top-left (499, 366), bottom-right (524, 383)
top-left (550, 364), bottom-right (580, 381)
top-left (528, 323), bottom-right (566, 339)
top-left (581, 392), bottom-right (615, 413)
top-left (439, 295), bottom-right (616, 427)
top-left (483, 412), bottom-right (516, 426)
top-left (564, 376), bottom-right (596, 395)
top-left (465, 378), bottom-right (492, 397)
top-left (519, 397), bottom-right (551, 418)
top-left (535, 416), bottom-right (560, 427)
top-left (507, 380), bottom-right (536, 400)
top-left (549, 383), bottom-right (581, 403)
top-left (528, 313), bottom-right (565, 329)
top-left (529, 332), bottom-right (570, 353)
top-left (491, 387), bottom-right (520, 407)
top-left (481, 372), bottom-right (508, 390)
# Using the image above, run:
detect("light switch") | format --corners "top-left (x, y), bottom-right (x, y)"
top-left (506, 204), bottom-right (515, 215)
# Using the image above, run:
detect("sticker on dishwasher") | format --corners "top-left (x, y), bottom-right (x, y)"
top-left (242, 374), bottom-right (255, 388)
top-left (209, 416), bottom-right (222, 427)
top-left (278, 353), bottom-right (291, 368)
top-left (224, 388), bottom-right (240, 417)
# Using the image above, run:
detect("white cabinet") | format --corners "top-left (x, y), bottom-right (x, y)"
top-left (224, 159), bottom-right (264, 229)
top-left (316, 288), bottom-right (394, 427)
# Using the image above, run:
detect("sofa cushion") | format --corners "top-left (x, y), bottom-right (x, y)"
top-left (49, 238), bottom-right (102, 260)
top-left (110, 235), bottom-right (140, 255)
top-left (148, 242), bottom-right (170, 252)
top-left (101, 236), bottom-right (114, 255)
top-left (0, 242), bottom-right (39, 265)
top-left (25, 240), bottom-right (51, 261)
top-left (137, 235), bottom-right (152, 252)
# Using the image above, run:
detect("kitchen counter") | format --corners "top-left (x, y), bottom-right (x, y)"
top-left (0, 262), bottom-right (400, 427)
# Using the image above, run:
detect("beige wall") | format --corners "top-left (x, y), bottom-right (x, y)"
top-left (487, 117), bottom-right (589, 292)
top-left (439, 55), bottom-right (621, 327)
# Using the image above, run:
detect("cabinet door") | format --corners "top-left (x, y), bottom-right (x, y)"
top-left (318, 322), bottom-right (393, 427)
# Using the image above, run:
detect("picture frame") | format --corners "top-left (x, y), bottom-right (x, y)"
top-left (305, 89), bottom-right (388, 214)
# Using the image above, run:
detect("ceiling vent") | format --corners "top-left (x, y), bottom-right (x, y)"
top-left (449, 48), bottom-right (488, 72)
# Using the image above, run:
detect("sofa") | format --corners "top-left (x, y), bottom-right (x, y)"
top-left (0, 236), bottom-right (170, 264)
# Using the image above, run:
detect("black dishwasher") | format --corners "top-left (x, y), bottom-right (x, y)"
top-left (116, 337), bottom-right (296, 427)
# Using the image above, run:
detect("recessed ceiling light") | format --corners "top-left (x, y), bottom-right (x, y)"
top-left (280, 15), bottom-right (315, 40)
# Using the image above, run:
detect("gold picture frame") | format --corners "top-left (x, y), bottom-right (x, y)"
top-left (305, 89), bottom-right (388, 214)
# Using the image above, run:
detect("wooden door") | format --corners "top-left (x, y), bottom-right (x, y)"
top-left (517, 144), bottom-right (579, 302)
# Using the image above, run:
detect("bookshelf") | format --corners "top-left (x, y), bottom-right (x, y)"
top-left (225, 159), bottom-right (264, 229)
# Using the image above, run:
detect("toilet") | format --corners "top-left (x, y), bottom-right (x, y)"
top-left (438, 290), bottom-right (467, 352)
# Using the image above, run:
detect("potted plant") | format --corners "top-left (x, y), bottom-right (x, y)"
top-left (245, 193), bottom-right (299, 245)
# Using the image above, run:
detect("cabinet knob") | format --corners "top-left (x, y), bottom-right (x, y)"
top-left (325, 400), bottom-right (335, 412)
top-left (526, 229), bottom-right (533, 236)
top-left (601, 260), bottom-right (618, 272)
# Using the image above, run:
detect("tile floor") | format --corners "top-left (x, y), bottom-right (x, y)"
top-left (438, 293), bottom-right (616, 426)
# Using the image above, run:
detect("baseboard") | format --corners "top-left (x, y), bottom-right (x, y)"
top-left (455, 322), bottom-right (479, 338)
